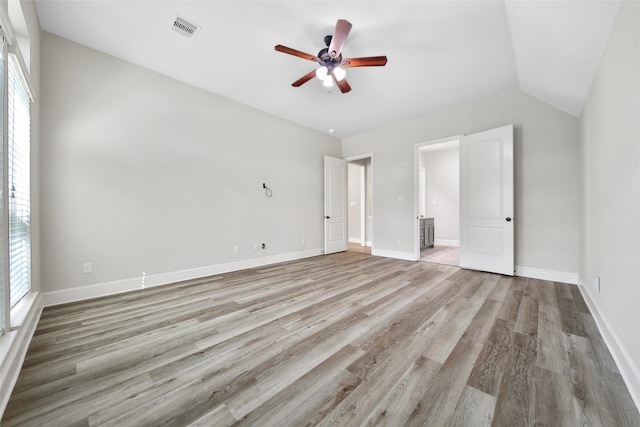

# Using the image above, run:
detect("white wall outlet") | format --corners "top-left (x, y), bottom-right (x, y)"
top-left (233, 246), bottom-right (239, 253)
top-left (593, 276), bottom-right (600, 291)
top-left (301, 238), bottom-right (306, 246)
top-left (83, 262), bottom-right (92, 274)
top-left (254, 243), bottom-right (259, 251)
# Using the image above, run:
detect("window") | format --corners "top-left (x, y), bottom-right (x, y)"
top-left (0, 30), bottom-right (5, 333)
top-left (0, 23), bottom-right (32, 335)
top-left (8, 53), bottom-right (30, 308)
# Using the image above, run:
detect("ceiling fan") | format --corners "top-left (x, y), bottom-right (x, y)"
top-left (275, 19), bottom-right (387, 93)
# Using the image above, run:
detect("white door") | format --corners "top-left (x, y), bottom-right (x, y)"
top-left (459, 125), bottom-right (514, 275)
top-left (324, 155), bottom-right (348, 254)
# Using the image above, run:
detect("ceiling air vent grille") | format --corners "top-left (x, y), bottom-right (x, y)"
top-left (172, 16), bottom-right (200, 39)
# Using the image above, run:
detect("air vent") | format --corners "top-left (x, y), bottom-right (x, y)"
top-left (172, 16), bottom-right (200, 39)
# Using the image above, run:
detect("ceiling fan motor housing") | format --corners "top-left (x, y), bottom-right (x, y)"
top-left (317, 47), bottom-right (342, 70)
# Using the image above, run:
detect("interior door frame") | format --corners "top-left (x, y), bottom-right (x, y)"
top-left (345, 153), bottom-right (373, 249)
top-left (413, 135), bottom-right (463, 260)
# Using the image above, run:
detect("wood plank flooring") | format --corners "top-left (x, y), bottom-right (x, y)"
top-left (420, 245), bottom-right (459, 266)
top-left (347, 242), bottom-right (372, 255)
top-left (3, 253), bottom-right (639, 426)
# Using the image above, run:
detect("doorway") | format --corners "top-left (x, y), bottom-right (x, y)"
top-left (416, 138), bottom-right (461, 266)
top-left (414, 126), bottom-right (514, 275)
top-left (347, 157), bottom-right (372, 254)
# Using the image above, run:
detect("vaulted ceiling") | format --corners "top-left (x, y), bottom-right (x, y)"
top-left (34, 1), bottom-right (621, 138)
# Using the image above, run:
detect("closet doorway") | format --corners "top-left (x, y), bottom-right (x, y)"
top-left (416, 137), bottom-right (460, 266)
top-left (347, 157), bottom-right (372, 254)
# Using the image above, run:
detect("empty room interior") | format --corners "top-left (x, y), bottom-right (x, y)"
top-left (0, 1), bottom-right (639, 425)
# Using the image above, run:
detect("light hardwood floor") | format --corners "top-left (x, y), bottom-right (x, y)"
top-left (348, 242), bottom-right (372, 255)
top-left (420, 245), bottom-right (459, 266)
top-left (3, 253), bottom-right (639, 426)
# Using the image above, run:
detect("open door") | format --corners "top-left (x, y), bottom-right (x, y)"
top-left (459, 125), bottom-right (514, 275)
top-left (324, 155), bottom-right (348, 254)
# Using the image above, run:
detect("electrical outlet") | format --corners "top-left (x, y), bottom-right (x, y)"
top-left (261, 243), bottom-right (266, 249)
top-left (83, 262), bottom-right (92, 274)
top-left (593, 276), bottom-right (600, 291)
top-left (301, 238), bottom-right (306, 246)
top-left (254, 243), bottom-right (259, 251)
top-left (233, 246), bottom-right (239, 253)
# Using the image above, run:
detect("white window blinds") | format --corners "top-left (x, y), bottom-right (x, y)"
top-left (0, 30), bottom-right (5, 331)
top-left (8, 53), bottom-right (30, 308)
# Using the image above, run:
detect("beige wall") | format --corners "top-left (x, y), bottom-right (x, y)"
top-left (579, 1), bottom-right (640, 403)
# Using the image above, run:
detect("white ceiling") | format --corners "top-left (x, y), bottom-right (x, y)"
top-left (34, 1), bottom-right (621, 138)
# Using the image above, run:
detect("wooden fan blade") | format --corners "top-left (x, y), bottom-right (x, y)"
top-left (327, 19), bottom-right (352, 59)
top-left (292, 70), bottom-right (317, 87)
top-left (275, 45), bottom-right (320, 62)
top-left (335, 77), bottom-right (352, 93)
top-left (342, 56), bottom-right (388, 67)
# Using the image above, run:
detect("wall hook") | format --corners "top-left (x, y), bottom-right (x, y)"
top-left (263, 183), bottom-right (273, 198)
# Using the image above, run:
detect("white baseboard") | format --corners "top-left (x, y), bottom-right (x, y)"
top-left (577, 276), bottom-right (640, 412)
top-left (371, 248), bottom-right (418, 261)
top-left (348, 238), bottom-right (372, 247)
top-left (515, 265), bottom-right (578, 284)
top-left (434, 239), bottom-right (459, 247)
top-left (43, 249), bottom-right (323, 307)
top-left (0, 292), bottom-right (43, 418)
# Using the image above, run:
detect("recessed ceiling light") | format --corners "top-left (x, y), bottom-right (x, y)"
top-left (329, 129), bottom-right (335, 134)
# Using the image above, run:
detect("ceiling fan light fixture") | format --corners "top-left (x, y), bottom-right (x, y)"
top-left (275, 19), bottom-right (387, 93)
top-left (316, 66), bottom-right (328, 80)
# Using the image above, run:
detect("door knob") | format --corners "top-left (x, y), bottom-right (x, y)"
top-left (506, 217), bottom-right (512, 222)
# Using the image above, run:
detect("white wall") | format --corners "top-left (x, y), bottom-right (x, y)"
top-left (39, 33), bottom-right (341, 299)
top-left (342, 90), bottom-right (581, 276)
top-left (422, 146), bottom-right (459, 243)
top-left (347, 162), bottom-right (363, 242)
top-left (579, 1), bottom-right (640, 406)
top-left (364, 159), bottom-right (373, 245)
